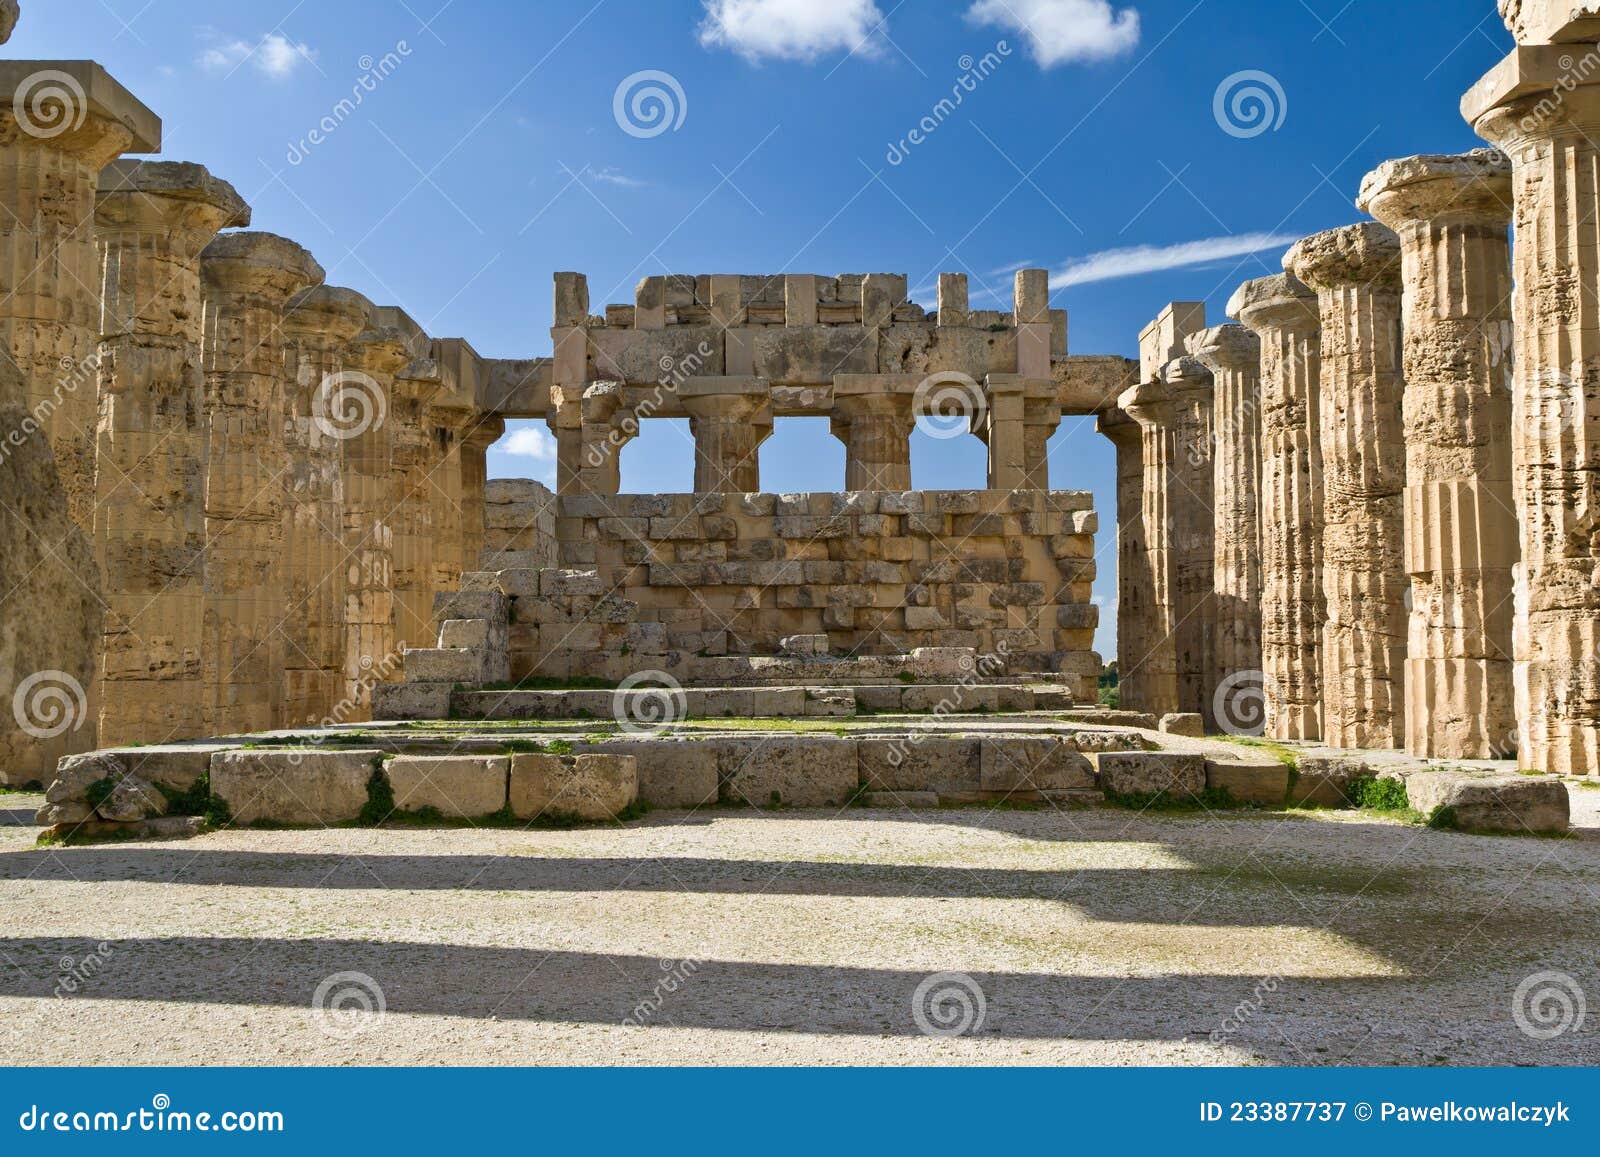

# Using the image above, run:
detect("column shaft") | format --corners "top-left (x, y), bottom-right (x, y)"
top-left (1118, 379), bottom-right (1180, 716)
top-left (1098, 408), bottom-right (1151, 711)
top-left (1165, 356), bottom-right (1219, 729)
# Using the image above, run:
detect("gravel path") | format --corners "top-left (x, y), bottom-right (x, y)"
top-left (2, 788), bottom-right (1597, 1066)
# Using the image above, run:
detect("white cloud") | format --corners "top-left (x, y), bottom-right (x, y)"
top-left (1049, 232), bottom-right (1299, 289)
top-left (578, 165), bottom-right (645, 188)
top-left (498, 426), bottom-right (558, 484)
top-left (699, 0), bottom-right (886, 63)
top-left (966, 0), bottom-right (1139, 67)
top-left (199, 32), bottom-right (317, 79)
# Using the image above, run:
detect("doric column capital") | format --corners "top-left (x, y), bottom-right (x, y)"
top-left (395, 357), bottom-right (445, 406)
top-left (1117, 378), bottom-right (1174, 427)
top-left (0, 60), bottom-right (160, 167)
top-left (1227, 272), bottom-right (1320, 334)
top-left (344, 325), bottom-right (412, 378)
top-left (201, 231), bottom-right (323, 304)
top-left (1185, 324), bottom-right (1259, 375)
top-left (680, 377), bottom-right (773, 425)
top-left (1160, 355), bottom-right (1214, 397)
top-left (461, 416), bottom-right (504, 454)
top-left (0, 2), bottom-right (19, 44)
top-left (96, 160), bottom-right (250, 256)
top-left (1500, 0), bottom-right (1600, 44)
top-left (283, 285), bottom-right (371, 350)
top-left (1358, 150), bottom-right (1513, 230)
top-left (1285, 223), bottom-right (1404, 293)
top-left (1096, 404), bottom-right (1142, 450)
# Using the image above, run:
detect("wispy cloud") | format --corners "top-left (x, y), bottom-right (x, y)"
top-left (577, 164), bottom-right (645, 188)
top-left (1049, 232), bottom-right (1298, 289)
top-left (199, 31), bottom-right (317, 79)
top-left (699, 0), bottom-right (886, 63)
top-left (498, 426), bottom-right (558, 484)
top-left (966, 0), bottom-right (1139, 67)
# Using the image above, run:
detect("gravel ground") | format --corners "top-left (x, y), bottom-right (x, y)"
top-left (1, 786), bottom-right (1597, 1067)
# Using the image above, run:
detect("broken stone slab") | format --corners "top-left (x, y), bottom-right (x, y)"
top-left (1205, 758), bottom-right (1291, 806)
top-left (804, 691), bottom-right (856, 718)
top-left (509, 753), bottom-right (637, 822)
top-left (95, 774), bottom-right (168, 823)
top-left (980, 737), bottom-right (1097, 792)
top-left (1405, 770), bottom-right (1570, 835)
top-left (1095, 752), bottom-right (1207, 799)
top-left (716, 737), bottom-right (858, 808)
top-left (386, 756), bottom-right (509, 818)
top-left (210, 749), bottom-right (382, 826)
top-left (1159, 713), bottom-right (1205, 738)
top-left (1289, 756), bottom-right (1370, 808)
top-left (43, 751), bottom-right (166, 822)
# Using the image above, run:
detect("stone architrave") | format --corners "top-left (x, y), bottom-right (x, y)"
top-left (1187, 324), bottom-right (1264, 726)
top-left (1467, 45), bottom-right (1600, 774)
top-left (683, 378), bottom-right (772, 493)
top-left (339, 325), bottom-right (410, 714)
top-left (1360, 151), bottom-right (1519, 760)
top-left (94, 161), bottom-right (250, 745)
top-left (1162, 355), bottom-right (1218, 730)
top-left (281, 286), bottom-right (371, 727)
top-left (1117, 377), bottom-right (1181, 717)
top-left (200, 233), bottom-right (323, 735)
top-left (0, 62), bottom-right (160, 530)
top-left (1229, 273), bottom-right (1325, 742)
top-left (1287, 224), bottom-right (1409, 751)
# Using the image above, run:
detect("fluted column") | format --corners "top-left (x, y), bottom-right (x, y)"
top-left (1163, 355), bottom-right (1218, 730)
top-left (340, 326), bottom-right (408, 714)
top-left (1188, 324), bottom-right (1264, 724)
top-left (1287, 224), bottom-right (1408, 751)
top-left (1360, 150), bottom-right (1519, 759)
top-left (1229, 273), bottom-right (1325, 741)
top-left (1021, 384), bottom-right (1062, 490)
top-left (684, 379), bottom-right (773, 493)
top-left (94, 161), bottom-right (249, 745)
top-left (1098, 407), bottom-right (1151, 711)
top-left (281, 285), bottom-right (370, 727)
top-left (460, 418), bottom-right (503, 568)
top-left (0, 64), bottom-right (159, 530)
top-left (426, 402), bottom-right (475, 593)
top-left (200, 233), bottom-right (322, 734)
top-left (831, 392), bottom-right (912, 492)
top-left (1467, 43), bottom-right (1600, 775)
top-left (1118, 377), bottom-right (1180, 717)
top-left (391, 357), bottom-right (446, 653)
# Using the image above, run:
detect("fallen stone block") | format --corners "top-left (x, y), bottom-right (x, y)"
top-left (1289, 756), bottom-right (1369, 807)
top-left (509, 753), bottom-right (637, 822)
top-left (211, 749), bottom-right (381, 826)
top-left (1095, 752), bottom-right (1207, 799)
top-left (1405, 770), bottom-right (1570, 835)
top-left (1159, 713), bottom-right (1205, 738)
top-left (387, 756), bottom-right (509, 818)
top-left (1205, 758), bottom-right (1290, 806)
top-left (717, 737), bottom-right (858, 808)
top-left (980, 737), bottom-right (1097, 792)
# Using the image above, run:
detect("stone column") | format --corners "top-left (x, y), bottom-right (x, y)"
top-left (979, 377), bottom-right (1029, 491)
top-left (1187, 324), bottom-right (1264, 728)
top-left (1287, 224), bottom-right (1408, 751)
top-left (280, 285), bottom-right (370, 727)
top-left (577, 381), bottom-right (635, 496)
top-left (1229, 273), bottom-right (1325, 741)
top-left (1467, 42), bottom-right (1600, 774)
top-left (0, 63), bottom-right (160, 530)
top-left (1021, 382), bottom-right (1062, 490)
top-left (460, 418), bottom-right (504, 568)
top-left (93, 161), bottom-right (249, 746)
top-left (831, 392), bottom-right (912, 492)
top-left (1359, 151), bottom-right (1519, 759)
top-left (1098, 406), bottom-right (1152, 711)
top-left (1163, 355), bottom-right (1218, 729)
top-left (426, 402), bottom-right (475, 594)
top-left (683, 379), bottom-right (773, 493)
top-left (1117, 377), bottom-right (1181, 717)
top-left (200, 233), bottom-right (323, 735)
top-left (391, 357), bottom-right (444, 655)
top-left (339, 326), bottom-right (409, 715)
top-left (547, 384), bottom-right (584, 496)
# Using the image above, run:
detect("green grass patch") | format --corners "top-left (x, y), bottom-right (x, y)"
top-left (358, 763), bottom-right (396, 826)
top-left (1216, 735), bottom-right (1300, 772)
top-left (1104, 786), bottom-right (1242, 812)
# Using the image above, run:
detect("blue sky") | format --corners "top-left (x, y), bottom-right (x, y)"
top-left (16, 0), bottom-right (1511, 657)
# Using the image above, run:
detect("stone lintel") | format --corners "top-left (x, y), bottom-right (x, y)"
top-left (0, 59), bottom-right (162, 153)
top-left (483, 358), bottom-right (552, 417)
top-left (676, 375), bottom-right (768, 399)
top-left (395, 357), bottom-right (446, 405)
top-left (1501, 0), bottom-right (1600, 44)
top-left (833, 373), bottom-right (924, 396)
top-left (1054, 355), bottom-right (1139, 416)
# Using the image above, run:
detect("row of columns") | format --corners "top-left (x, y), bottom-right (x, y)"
top-left (1116, 146), bottom-right (1527, 763)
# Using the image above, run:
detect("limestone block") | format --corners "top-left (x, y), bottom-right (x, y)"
top-left (1404, 770), bottom-right (1569, 834)
top-left (861, 791), bottom-right (941, 808)
top-left (1500, 0), bottom-right (1600, 42)
top-left (433, 590), bottom-right (509, 624)
top-left (387, 756), bottom-right (509, 818)
top-left (1205, 759), bottom-right (1290, 806)
top-left (780, 634), bottom-right (830, 657)
top-left (211, 750), bottom-right (380, 825)
top-left (1159, 713), bottom-right (1205, 738)
top-left (908, 647), bottom-right (978, 678)
top-left (1289, 756), bottom-right (1369, 807)
top-left (858, 737), bottom-right (981, 793)
top-left (404, 649), bottom-right (483, 684)
top-left (980, 737), bottom-right (1097, 792)
top-left (1095, 752), bottom-right (1207, 799)
top-left (591, 739), bottom-right (718, 808)
top-left (372, 682), bottom-right (453, 721)
top-left (111, 746), bottom-right (224, 795)
top-left (805, 691), bottom-right (857, 716)
top-left (718, 737), bottom-right (858, 808)
top-left (509, 753), bottom-right (637, 821)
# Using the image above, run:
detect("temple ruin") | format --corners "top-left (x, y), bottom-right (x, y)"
top-left (2, 1), bottom-right (1595, 837)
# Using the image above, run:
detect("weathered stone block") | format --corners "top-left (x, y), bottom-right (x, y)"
top-left (373, 682), bottom-right (453, 721)
top-left (718, 737), bottom-right (858, 808)
top-left (1159, 713), bottom-right (1205, 737)
top-left (509, 753), bottom-right (637, 821)
top-left (387, 756), bottom-right (509, 817)
top-left (211, 750), bottom-right (380, 825)
top-left (594, 739), bottom-right (718, 809)
top-left (1205, 759), bottom-right (1290, 806)
top-left (1095, 752), bottom-right (1206, 799)
top-left (980, 737), bottom-right (1096, 791)
top-left (1405, 771), bottom-right (1569, 834)
top-left (859, 737), bottom-right (981, 793)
